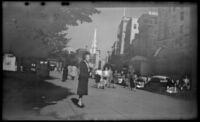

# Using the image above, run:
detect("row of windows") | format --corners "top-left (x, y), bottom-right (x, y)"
top-left (180, 11), bottom-right (184, 21)
top-left (134, 24), bottom-right (137, 29)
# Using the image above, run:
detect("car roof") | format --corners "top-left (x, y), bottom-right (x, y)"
top-left (151, 75), bottom-right (169, 79)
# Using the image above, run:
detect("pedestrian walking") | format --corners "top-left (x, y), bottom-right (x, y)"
top-left (102, 67), bottom-right (109, 88)
top-left (62, 62), bottom-right (68, 82)
top-left (107, 68), bottom-right (113, 88)
top-left (131, 73), bottom-right (137, 91)
top-left (77, 52), bottom-right (90, 108)
top-left (182, 75), bottom-right (190, 91)
top-left (112, 70), bottom-right (118, 88)
top-left (71, 65), bottom-right (77, 80)
top-left (95, 68), bottom-right (102, 88)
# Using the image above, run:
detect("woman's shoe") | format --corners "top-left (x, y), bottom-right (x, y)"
top-left (77, 104), bottom-right (84, 108)
top-left (77, 102), bottom-right (85, 108)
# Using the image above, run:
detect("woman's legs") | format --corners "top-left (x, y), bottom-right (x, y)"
top-left (78, 95), bottom-right (83, 106)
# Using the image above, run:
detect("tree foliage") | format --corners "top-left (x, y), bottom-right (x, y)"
top-left (3, 2), bottom-right (100, 58)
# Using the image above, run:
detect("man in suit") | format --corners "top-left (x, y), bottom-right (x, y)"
top-left (77, 52), bottom-right (90, 108)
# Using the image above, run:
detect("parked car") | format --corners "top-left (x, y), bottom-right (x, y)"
top-left (3, 53), bottom-right (17, 72)
top-left (30, 63), bottom-right (37, 72)
top-left (36, 60), bottom-right (50, 78)
top-left (135, 76), bottom-right (151, 88)
top-left (49, 63), bottom-right (56, 71)
top-left (145, 75), bottom-right (173, 92)
top-left (135, 78), bottom-right (145, 88)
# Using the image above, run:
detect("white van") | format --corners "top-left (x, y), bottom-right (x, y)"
top-left (3, 54), bottom-right (17, 71)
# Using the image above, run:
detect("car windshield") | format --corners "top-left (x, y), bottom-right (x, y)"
top-left (136, 78), bottom-right (144, 82)
top-left (150, 78), bottom-right (161, 83)
top-left (152, 76), bottom-right (168, 79)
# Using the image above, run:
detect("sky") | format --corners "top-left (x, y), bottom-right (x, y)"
top-left (67, 7), bottom-right (152, 60)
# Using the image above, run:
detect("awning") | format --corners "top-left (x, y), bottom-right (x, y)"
top-left (129, 56), bottom-right (148, 62)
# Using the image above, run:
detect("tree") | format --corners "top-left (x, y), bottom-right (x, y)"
top-left (3, 2), bottom-right (100, 58)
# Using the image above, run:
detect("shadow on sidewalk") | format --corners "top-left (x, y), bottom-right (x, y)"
top-left (3, 71), bottom-right (75, 117)
top-left (71, 98), bottom-right (79, 107)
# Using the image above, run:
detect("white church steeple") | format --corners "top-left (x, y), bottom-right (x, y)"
top-left (90, 28), bottom-right (97, 54)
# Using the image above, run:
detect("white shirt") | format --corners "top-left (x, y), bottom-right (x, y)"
top-left (103, 70), bottom-right (109, 77)
top-left (96, 70), bottom-right (102, 76)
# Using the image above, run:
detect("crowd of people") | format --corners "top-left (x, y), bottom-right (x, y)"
top-left (61, 63), bottom-right (191, 93)
top-left (166, 75), bottom-right (191, 93)
top-left (94, 67), bottom-right (141, 92)
top-left (93, 66), bottom-right (191, 93)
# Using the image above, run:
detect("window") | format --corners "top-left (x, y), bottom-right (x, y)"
top-left (134, 24), bottom-right (137, 29)
top-left (173, 7), bottom-right (176, 11)
top-left (180, 25), bottom-right (184, 34)
top-left (173, 15), bottom-right (177, 23)
top-left (180, 11), bottom-right (184, 21)
top-left (154, 18), bottom-right (157, 24)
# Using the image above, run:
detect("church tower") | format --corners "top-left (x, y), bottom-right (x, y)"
top-left (90, 28), bottom-right (100, 69)
top-left (90, 28), bottom-right (97, 54)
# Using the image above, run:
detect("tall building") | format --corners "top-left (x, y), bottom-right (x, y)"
top-left (124, 17), bottom-right (139, 56)
top-left (113, 16), bottom-right (139, 56)
top-left (154, 6), bottom-right (192, 75)
top-left (131, 11), bottom-right (159, 57)
top-left (118, 16), bottom-right (130, 55)
top-left (130, 18), bottom-right (139, 44)
top-left (157, 7), bottom-right (191, 48)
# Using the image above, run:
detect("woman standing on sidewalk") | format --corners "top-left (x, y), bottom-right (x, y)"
top-left (77, 52), bottom-right (90, 108)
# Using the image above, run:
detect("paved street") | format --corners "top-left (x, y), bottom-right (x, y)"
top-left (3, 71), bottom-right (197, 120)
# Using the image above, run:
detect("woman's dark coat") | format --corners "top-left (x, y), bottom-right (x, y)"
top-left (77, 60), bottom-right (90, 95)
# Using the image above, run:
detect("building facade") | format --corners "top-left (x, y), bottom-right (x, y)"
top-left (131, 13), bottom-right (159, 58)
top-left (154, 6), bottom-right (192, 75)
top-left (112, 16), bottom-right (139, 56)
top-left (110, 6), bottom-right (194, 77)
top-left (124, 17), bottom-right (139, 57)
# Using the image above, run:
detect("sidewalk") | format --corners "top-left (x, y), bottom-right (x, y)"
top-left (38, 71), bottom-right (197, 120)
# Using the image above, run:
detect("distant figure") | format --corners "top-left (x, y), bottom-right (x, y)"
top-left (77, 52), bottom-right (90, 108)
top-left (121, 74), bottom-right (126, 88)
top-left (95, 68), bottom-right (102, 88)
top-left (71, 66), bottom-right (77, 80)
top-left (20, 65), bottom-right (23, 72)
top-left (102, 67), bottom-right (109, 88)
top-left (166, 78), bottom-right (175, 89)
top-left (67, 65), bottom-right (70, 79)
top-left (131, 73), bottom-right (138, 91)
top-left (106, 68), bottom-right (112, 88)
top-left (181, 75), bottom-right (190, 91)
top-left (129, 72), bottom-right (134, 91)
top-left (62, 62), bottom-right (68, 82)
top-left (112, 70), bottom-right (118, 88)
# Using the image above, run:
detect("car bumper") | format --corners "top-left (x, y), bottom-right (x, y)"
top-left (136, 84), bottom-right (144, 88)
